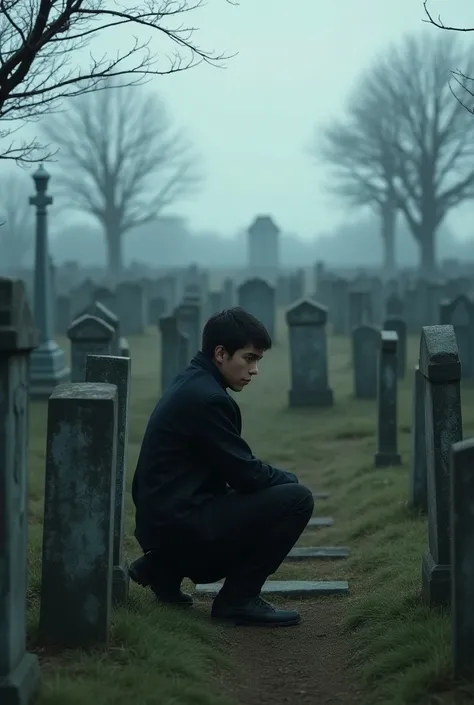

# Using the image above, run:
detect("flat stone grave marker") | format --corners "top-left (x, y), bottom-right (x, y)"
top-left (196, 580), bottom-right (349, 598)
top-left (312, 491), bottom-right (330, 500)
top-left (285, 546), bottom-right (350, 561)
top-left (308, 517), bottom-right (334, 527)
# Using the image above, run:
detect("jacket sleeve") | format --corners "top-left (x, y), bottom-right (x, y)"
top-left (198, 394), bottom-right (299, 493)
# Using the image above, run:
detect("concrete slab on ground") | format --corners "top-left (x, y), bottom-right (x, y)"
top-left (195, 580), bottom-right (349, 598)
top-left (286, 546), bottom-right (350, 560)
top-left (308, 517), bottom-right (334, 528)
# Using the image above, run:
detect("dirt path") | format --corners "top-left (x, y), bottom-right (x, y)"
top-left (196, 596), bottom-right (364, 705)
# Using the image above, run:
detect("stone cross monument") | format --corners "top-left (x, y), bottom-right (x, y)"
top-left (29, 165), bottom-right (69, 397)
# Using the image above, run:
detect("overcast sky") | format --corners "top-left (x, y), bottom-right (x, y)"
top-left (149, 0), bottom-right (474, 239)
top-left (7, 0), bottom-right (474, 241)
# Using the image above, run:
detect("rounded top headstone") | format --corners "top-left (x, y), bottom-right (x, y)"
top-left (248, 215), bottom-right (280, 236)
top-left (286, 298), bottom-right (328, 326)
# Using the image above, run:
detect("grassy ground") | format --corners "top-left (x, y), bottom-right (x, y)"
top-left (25, 311), bottom-right (474, 704)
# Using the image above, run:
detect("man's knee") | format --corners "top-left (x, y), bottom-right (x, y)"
top-left (271, 481), bottom-right (314, 514)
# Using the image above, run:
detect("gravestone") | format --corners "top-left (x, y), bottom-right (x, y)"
top-left (450, 439), bottom-right (474, 679)
top-left (39, 382), bottom-right (118, 647)
top-left (119, 337), bottom-right (130, 357)
top-left (286, 299), bottom-right (333, 407)
top-left (85, 355), bottom-right (131, 604)
top-left (94, 286), bottom-right (118, 317)
top-left (409, 366), bottom-right (428, 512)
top-left (0, 278), bottom-right (41, 705)
top-left (238, 278), bottom-right (276, 339)
top-left (221, 278), bottom-right (235, 309)
top-left (159, 315), bottom-right (189, 392)
top-left (349, 289), bottom-right (372, 328)
top-left (148, 296), bottom-right (167, 325)
top-left (76, 300), bottom-right (120, 356)
top-left (175, 293), bottom-right (201, 360)
top-left (440, 294), bottom-right (474, 379)
top-left (29, 166), bottom-right (70, 398)
top-left (116, 282), bottom-right (146, 336)
top-left (383, 316), bottom-right (407, 379)
top-left (420, 324), bottom-right (462, 606)
top-left (351, 324), bottom-right (379, 400)
top-left (56, 294), bottom-right (71, 335)
top-left (385, 292), bottom-right (404, 317)
top-left (374, 330), bottom-right (401, 468)
top-left (247, 215), bottom-right (280, 281)
top-left (67, 314), bottom-right (114, 382)
top-left (331, 278), bottom-right (349, 335)
top-left (207, 291), bottom-right (222, 317)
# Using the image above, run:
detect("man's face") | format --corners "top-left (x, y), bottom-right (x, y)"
top-left (214, 345), bottom-right (264, 392)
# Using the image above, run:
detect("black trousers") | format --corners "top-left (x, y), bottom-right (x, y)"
top-left (145, 483), bottom-right (314, 600)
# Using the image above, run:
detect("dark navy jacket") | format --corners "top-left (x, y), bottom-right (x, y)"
top-left (132, 351), bottom-right (298, 548)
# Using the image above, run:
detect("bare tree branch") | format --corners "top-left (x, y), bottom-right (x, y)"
top-left (423, 1), bottom-right (474, 32)
top-left (41, 79), bottom-right (201, 279)
top-left (0, 167), bottom-right (35, 269)
top-left (315, 31), bottom-right (474, 275)
top-left (0, 0), bottom-right (236, 164)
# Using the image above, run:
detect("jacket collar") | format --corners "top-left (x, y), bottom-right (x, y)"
top-left (191, 351), bottom-right (228, 389)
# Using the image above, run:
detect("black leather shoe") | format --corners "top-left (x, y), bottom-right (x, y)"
top-left (211, 594), bottom-right (301, 626)
top-left (128, 554), bottom-right (193, 606)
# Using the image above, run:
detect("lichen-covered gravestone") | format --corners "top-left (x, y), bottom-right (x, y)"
top-left (419, 324), bottom-right (462, 606)
top-left (67, 314), bottom-right (114, 382)
top-left (0, 278), bottom-right (41, 705)
top-left (374, 330), bottom-right (401, 468)
top-left (39, 382), bottom-right (118, 647)
top-left (349, 289), bottom-right (372, 328)
top-left (85, 355), bottom-right (131, 605)
top-left (159, 315), bottom-right (189, 393)
top-left (409, 365), bottom-right (428, 512)
top-left (383, 316), bottom-right (407, 379)
top-left (351, 324), bottom-right (379, 400)
top-left (286, 299), bottom-right (333, 407)
top-left (238, 278), bottom-right (276, 339)
top-left (450, 439), bottom-right (474, 679)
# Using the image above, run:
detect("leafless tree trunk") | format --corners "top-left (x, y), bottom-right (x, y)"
top-left (0, 169), bottom-right (34, 270)
top-left (0, 0), bottom-right (233, 164)
top-left (42, 81), bottom-right (200, 281)
top-left (314, 110), bottom-right (400, 279)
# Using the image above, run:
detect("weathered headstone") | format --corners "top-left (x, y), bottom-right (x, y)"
top-left (383, 316), bottom-right (407, 379)
top-left (116, 282), bottom-right (146, 336)
top-left (159, 315), bottom-right (189, 392)
top-left (440, 294), bottom-right (474, 379)
top-left (238, 278), bottom-right (276, 339)
top-left (247, 215), bottom-right (280, 282)
top-left (374, 330), bottom-right (401, 468)
top-left (0, 278), bottom-right (41, 705)
top-left (349, 289), bottom-right (372, 328)
top-left (77, 300), bottom-right (120, 356)
top-left (67, 314), bottom-right (114, 382)
top-left (29, 166), bottom-right (70, 397)
top-left (351, 324), bottom-right (379, 399)
top-left (39, 382), bottom-right (118, 647)
top-left (175, 292), bottom-right (201, 360)
top-left (119, 337), bottom-right (130, 357)
top-left (85, 355), bottom-right (131, 604)
top-left (385, 292), bottom-right (404, 317)
top-left (420, 324), bottom-right (462, 606)
top-left (94, 286), bottom-right (118, 317)
top-left (409, 365), bottom-right (428, 512)
top-left (286, 299), bottom-right (333, 407)
top-left (450, 439), bottom-right (474, 679)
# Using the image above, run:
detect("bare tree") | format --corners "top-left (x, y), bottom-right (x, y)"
top-left (313, 103), bottom-right (400, 279)
top-left (315, 32), bottom-right (474, 276)
top-left (42, 81), bottom-right (200, 281)
top-left (0, 0), bottom-right (233, 164)
top-left (0, 168), bottom-right (34, 270)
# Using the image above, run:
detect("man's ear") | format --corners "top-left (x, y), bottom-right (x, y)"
top-left (214, 345), bottom-right (226, 363)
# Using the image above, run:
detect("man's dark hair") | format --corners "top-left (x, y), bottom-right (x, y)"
top-left (201, 307), bottom-right (272, 358)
